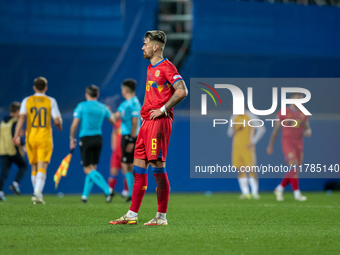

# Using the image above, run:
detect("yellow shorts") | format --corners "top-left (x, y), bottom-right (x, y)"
top-left (26, 140), bottom-right (53, 164)
top-left (232, 147), bottom-right (256, 169)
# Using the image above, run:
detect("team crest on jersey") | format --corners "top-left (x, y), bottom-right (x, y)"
top-left (155, 70), bottom-right (160, 77)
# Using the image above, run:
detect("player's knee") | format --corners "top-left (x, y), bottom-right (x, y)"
top-left (83, 166), bottom-right (92, 175)
top-left (288, 159), bottom-right (298, 166)
top-left (149, 160), bottom-right (165, 168)
top-left (133, 158), bottom-right (148, 169)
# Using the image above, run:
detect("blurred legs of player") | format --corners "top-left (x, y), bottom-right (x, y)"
top-left (122, 178), bottom-right (128, 197)
top-left (26, 141), bottom-right (53, 205)
top-left (238, 171), bottom-right (260, 200)
top-left (108, 168), bottom-right (128, 197)
top-left (274, 150), bottom-right (307, 201)
top-left (30, 162), bottom-right (48, 205)
top-left (108, 138), bottom-right (128, 197)
top-left (121, 162), bottom-right (134, 202)
top-left (80, 136), bottom-right (113, 203)
top-left (249, 172), bottom-right (259, 199)
top-left (108, 152), bottom-right (128, 197)
top-left (108, 168), bottom-right (118, 193)
top-left (81, 165), bottom-right (113, 203)
top-left (0, 154), bottom-right (27, 201)
top-left (238, 171), bottom-right (251, 199)
top-left (120, 135), bottom-right (137, 202)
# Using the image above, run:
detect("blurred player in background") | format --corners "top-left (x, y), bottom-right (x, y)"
top-left (70, 85), bottom-right (115, 203)
top-left (13, 77), bottom-right (63, 204)
top-left (109, 79), bottom-right (141, 202)
top-left (267, 93), bottom-right (312, 201)
top-left (227, 108), bottom-right (266, 199)
top-left (108, 118), bottom-right (129, 197)
top-left (0, 102), bottom-right (27, 201)
top-left (110, 30), bottom-right (188, 226)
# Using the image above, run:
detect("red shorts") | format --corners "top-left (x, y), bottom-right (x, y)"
top-left (110, 135), bottom-right (122, 169)
top-left (134, 118), bottom-right (172, 162)
top-left (282, 140), bottom-right (303, 165)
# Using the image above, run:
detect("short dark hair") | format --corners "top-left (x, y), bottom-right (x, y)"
top-left (10, 102), bottom-right (21, 113)
top-left (122, 79), bottom-right (137, 93)
top-left (144, 30), bottom-right (166, 47)
top-left (34, 76), bottom-right (47, 91)
top-left (86, 85), bottom-right (99, 98)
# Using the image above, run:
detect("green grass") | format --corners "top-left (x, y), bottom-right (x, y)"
top-left (1, 192), bottom-right (339, 255)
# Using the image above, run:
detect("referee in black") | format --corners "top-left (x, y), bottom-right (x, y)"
top-left (70, 85), bottom-right (116, 202)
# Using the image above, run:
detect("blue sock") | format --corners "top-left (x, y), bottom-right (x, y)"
top-left (82, 175), bottom-right (94, 199)
top-left (88, 170), bottom-right (110, 195)
top-left (125, 172), bottom-right (134, 197)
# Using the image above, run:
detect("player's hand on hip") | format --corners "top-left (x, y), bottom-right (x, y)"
top-left (266, 145), bottom-right (273, 155)
top-left (126, 143), bottom-right (134, 153)
top-left (149, 109), bottom-right (164, 120)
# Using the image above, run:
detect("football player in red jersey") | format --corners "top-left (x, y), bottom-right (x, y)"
top-left (267, 93), bottom-right (312, 201)
top-left (110, 30), bottom-right (188, 226)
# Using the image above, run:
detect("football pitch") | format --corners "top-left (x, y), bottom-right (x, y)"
top-left (1, 192), bottom-right (339, 255)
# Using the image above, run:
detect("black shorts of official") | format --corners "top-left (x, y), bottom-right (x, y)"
top-left (79, 135), bottom-right (102, 167)
top-left (121, 135), bottom-right (136, 164)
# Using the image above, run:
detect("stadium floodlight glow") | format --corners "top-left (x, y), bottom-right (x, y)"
top-left (200, 84), bottom-right (312, 116)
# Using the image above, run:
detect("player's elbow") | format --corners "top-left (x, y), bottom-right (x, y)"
top-left (177, 88), bottom-right (188, 100)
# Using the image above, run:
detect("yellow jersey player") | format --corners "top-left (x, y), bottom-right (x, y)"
top-left (13, 76), bottom-right (62, 204)
top-left (227, 110), bottom-right (266, 199)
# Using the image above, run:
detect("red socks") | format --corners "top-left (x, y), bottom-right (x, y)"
top-left (108, 177), bottom-right (117, 190)
top-left (153, 173), bottom-right (170, 213)
top-left (290, 178), bottom-right (299, 191)
top-left (281, 167), bottom-right (299, 190)
top-left (129, 172), bottom-right (148, 213)
top-left (129, 166), bottom-right (170, 214)
top-left (280, 177), bottom-right (290, 188)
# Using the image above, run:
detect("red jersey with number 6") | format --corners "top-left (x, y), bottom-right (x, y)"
top-left (141, 58), bottom-right (183, 120)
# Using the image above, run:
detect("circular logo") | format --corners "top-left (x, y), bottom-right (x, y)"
top-left (155, 70), bottom-right (160, 77)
